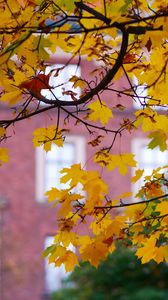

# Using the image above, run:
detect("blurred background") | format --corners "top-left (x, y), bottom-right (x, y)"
top-left (0, 58), bottom-right (168, 300)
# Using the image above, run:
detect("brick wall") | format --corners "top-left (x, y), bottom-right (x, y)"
top-left (0, 59), bottom-right (142, 300)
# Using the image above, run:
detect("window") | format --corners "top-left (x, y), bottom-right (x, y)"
top-left (131, 138), bottom-right (168, 196)
top-left (44, 236), bottom-right (73, 293)
top-left (132, 76), bottom-right (167, 110)
top-left (41, 63), bottom-right (81, 101)
top-left (35, 135), bottom-right (86, 202)
top-left (132, 76), bottom-right (148, 109)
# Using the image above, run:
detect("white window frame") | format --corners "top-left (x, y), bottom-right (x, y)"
top-left (35, 135), bottom-right (86, 202)
top-left (131, 138), bottom-right (168, 196)
top-left (41, 63), bottom-right (81, 102)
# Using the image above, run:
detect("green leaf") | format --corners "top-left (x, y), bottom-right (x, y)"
top-left (43, 244), bottom-right (57, 257)
top-left (120, 0), bottom-right (133, 13)
top-left (148, 130), bottom-right (167, 152)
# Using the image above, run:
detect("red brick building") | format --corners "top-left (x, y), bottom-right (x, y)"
top-left (0, 57), bottom-right (167, 300)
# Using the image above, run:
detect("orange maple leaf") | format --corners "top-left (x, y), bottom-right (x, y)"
top-left (123, 53), bottom-right (136, 63)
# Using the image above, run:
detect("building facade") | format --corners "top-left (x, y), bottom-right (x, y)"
top-left (0, 57), bottom-right (167, 300)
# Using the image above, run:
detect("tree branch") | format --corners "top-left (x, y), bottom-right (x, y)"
top-left (126, 213), bottom-right (168, 227)
top-left (95, 193), bottom-right (168, 210)
top-left (74, 1), bottom-right (111, 25)
top-left (38, 27), bottom-right (129, 106)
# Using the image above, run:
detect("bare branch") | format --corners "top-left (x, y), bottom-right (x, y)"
top-left (95, 194), bottom-right (168, 210)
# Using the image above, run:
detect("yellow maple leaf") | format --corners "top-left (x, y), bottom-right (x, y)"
top-left (82, 171), bottom-right (108, 212)
top-left (105, 216), bottom-right (126, 238)
top-left (0, 127), bottom-right (6, 137)
top-left (47, 188), bottom-right (80, 205)
top-left (147, 130), bottom-right (167, 152)
top-left (13, 69), bottom-right (27, 86)
top-left (55, 250), bottom-right (79, 272)
top-left (131, 169), bottom-right (144, 183)
top-left (47, 245), bottom-right (66, 263)
top-left (46, 241), bottom-right (79, 272)
top-left (55, 231), bottom-right (78, 248)
top-left (136, 237), bottom-right (156, 263)
top-left (80, 239), bottom-right (109, 267)
top-left (1, 89), bottom-right (22, 105)
top-left (45, 187), bottom-right (64, 202)
top-left (94, 151), bottom-right (136, 175)
top-left (131, 224), bottom-right (145, 245)
top-left (83, 170), bottom-right (108, 195)
top-left (45, 187), bottom-right (83, 216)
top-left (110, 154), bottom-right (137, 175)
top-left (134, 108), bottom-right (156, 132)
top-left (126, 202), bottom-right (146, 221)
top-left (57, 193), bottom-right (84, 217)
top-left (33, 125), bottom-right (64, 152)
top-left (60, 163), bottom-right (86, 187)
top-left (88, 100), bottom-right (113, 125)
top-left (156, 201), bottom-right (168, 215)
top-left (154, 246), bottom-right (165, 264)
top-left (135, 109), bottom-right (168, 135)
top-left (78, 236), bottom-right (92, 251)
top-left (69, 75), bottom-right (87, 89)
top-left (135, 233), bottom-right (167, 264)
top-left (0, 148), bottom-right (9, 166)
top-left (90, 217), bottom-right (111, 235)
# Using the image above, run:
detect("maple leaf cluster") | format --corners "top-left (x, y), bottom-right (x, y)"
top-left (0, 0), bottom-right (168, 271)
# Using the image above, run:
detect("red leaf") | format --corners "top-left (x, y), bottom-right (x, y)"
top-left (19, 74), bottom-right (51, 98)
top-left (123, 54), bottom-right (136, 63)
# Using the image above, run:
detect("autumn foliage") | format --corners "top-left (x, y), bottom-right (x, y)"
top-left (0, 0), bottom-right (168, 270)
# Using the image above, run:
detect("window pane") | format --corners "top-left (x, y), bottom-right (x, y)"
top-left (41, 64), bottom-right (81, 101)
top-left (44, 142), bottom-right (76, 191)
top-left (35, 135), bottom-right (86, 202)
top-left (139, 145), bottom-right (167, 173)
top-left (62, 143), bottom-right (75, 160)
top-left (132, 139), bottom-right (168, 197)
